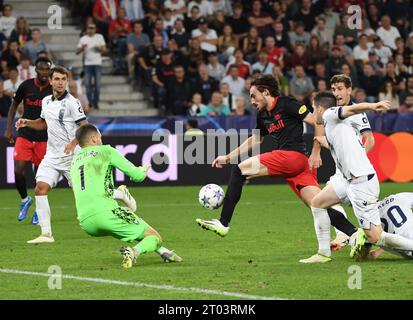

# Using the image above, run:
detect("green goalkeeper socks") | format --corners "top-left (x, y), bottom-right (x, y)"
top-left (134, 235), bottom-right (161, 255)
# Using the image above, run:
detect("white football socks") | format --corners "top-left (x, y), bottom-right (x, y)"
top-left (35, 195), bottom-right (52, 236)
top-left (377, 231), bottom-right (413, 252)
top-left (112, 189), bottom-right (123, 200)
top-left (311, 207), bottom-right (332, 257)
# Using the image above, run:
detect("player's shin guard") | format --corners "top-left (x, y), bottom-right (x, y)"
top-left (311, 207), bottom-right (331, 257)
top-left (327, 206), bottom-right (357, 237)
top-left (219, 165), bottom-right (246, 227)
top-left (134, 235), bottom-right (161, 255)
top-left (377, 232), bottom-right (413, 252)
top-left (15, 173), bottom-right (28, 199)
top-left (35, 195), bottom-right (52, 235)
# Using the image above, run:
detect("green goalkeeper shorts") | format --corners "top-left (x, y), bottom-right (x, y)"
top-left (79, 207), bottom-right (150, 243)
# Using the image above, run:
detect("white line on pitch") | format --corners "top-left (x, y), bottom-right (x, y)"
top-left (0, 268), bottom-right (286, 300)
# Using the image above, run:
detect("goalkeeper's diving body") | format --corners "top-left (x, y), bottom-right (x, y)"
top-left (70, 123), bottom-right (182, 268)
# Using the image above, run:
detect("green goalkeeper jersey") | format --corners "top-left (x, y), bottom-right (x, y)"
top-left (70, 145), bottom-right (146, 222)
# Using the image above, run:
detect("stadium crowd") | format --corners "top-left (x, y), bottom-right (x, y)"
top-left (1, 0), bottom-right (413, 118)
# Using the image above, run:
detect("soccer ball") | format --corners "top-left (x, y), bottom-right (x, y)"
top-left (199, 184), bottom-right (225, 210)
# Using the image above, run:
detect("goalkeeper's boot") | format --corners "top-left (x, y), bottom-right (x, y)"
top-left (120, 246), bottom-right (137, 268)
top-left (196, 218), bottom-right (229, 237)
top-left (330, 232), bottom-right (350, 251)
top-left (349, 228), bottom-right (367, 258)
top-left (31, 211), bottom-right (39, 225)
top-left (161, 249), bottom-right (183, 263)
top-left (27, 233), bottom-right (55, 244)
top-left (18, 196), bottom-right (32, 221)
top-left (117, 185), bottom-right (137, 212)
top-left (299, 253), bottom-right (332, 264)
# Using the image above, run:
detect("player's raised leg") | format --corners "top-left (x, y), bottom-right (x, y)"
top-left (196, 155), bottom-right (268, 237)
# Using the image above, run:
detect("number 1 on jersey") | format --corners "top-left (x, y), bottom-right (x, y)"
top-left (79, 165), bottom-right (85, 190)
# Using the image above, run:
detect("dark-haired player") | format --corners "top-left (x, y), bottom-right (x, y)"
top-left (4, 57), bottom-right (52, 224)
top-left (196, 74), bottom-right (347, 263)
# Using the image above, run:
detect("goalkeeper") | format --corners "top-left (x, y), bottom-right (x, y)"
top-left (70, 123), bottom-right (182, 268)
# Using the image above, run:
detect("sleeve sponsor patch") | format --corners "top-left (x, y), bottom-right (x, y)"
top-left (298, 105), bottom-right (307, 114)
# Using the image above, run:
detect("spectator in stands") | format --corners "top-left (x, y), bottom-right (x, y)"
top-left (263, 36), bottom-right (283, 67)
top-left (109, 8), bottom-right (131, 74)
top-left (247, 0), bottom-right (273, 39)
top-left (187, 0), bottom-right (213, 18)
top-left (394, 53), bottom-right (409, 77)
top-left (357, 19), bottom-right (376, 42)
top-left (0, 80), bottom-right (11, 118)
top-left (137, 35), bottom-right (164, 83)
top-left (312, 62), bottom-right (328, 88)
top-left (289, 65), bottom-right (314, 103)
top-left (285, 44), bottom-right (308, 73)
top-left (127, 21), bottom-right (150, 81)
top-left (353, 88), bottom-right (367, 104)
top-left (218, 24), bottom-right (238, 62)
top-left (142, 9), bottom-right (158, 36)
top-left (353, 34), bottom-right (373, 66)
top-left (399, 75), bottom-right (413, 104)
top-left (171, 19), bottom-right (190, 52)
top-left (221, 64), bottom-right (245, 96)
top-left (379, 81), bottom-right (400, 112)
top-left (289, 21), bottom-right (310, 50)
top-left (188, 92), bottom-right (205, 116)
top-left (334, 14), bottom-right (358, 48)
top-left (23, 28), bottom-right (48, 63)
top-left (151, 18), bottom-right (169, 47)
top-left (227, 3), bottom-right (249, 39)
top-left (185, 118), bottom-right (204, 135)
top-left (368, 50), bottom-right (385, 77)
top-left (311, 17), bottom-right (333, 46)
top-left (209, 10), bottom-right (226, 36)
top-left (225, 49), bottom-right (251, 79)
top-left (93, 0), bottom-right (119, 40)
top-left (359, 63), bottom-right (380, 102)
top-left (191, 63), bottom-right (218, 105)
top-left (167, 38), bottom-right (186, 67)
top-left (382, 62), bottom-right (405, 90)
top-left (242, 26), bottom-right (262, 64)
top-left (184, 5), bottom-right (201, 34)
top-left (272, 65), bottom-right (289, 96)
top-left (10, 16), bottom-right (31, 49)
top-left (316, 79), bottom-right (328, 92)
top-left (399, 95), bottom-right (413, 113)
top-left (376, 15), bottom-right (401, 51)
top-left (319, 3), bottom-right (340, 33)
top-left (163, 9), bottom-right (178, 33)
top-left (405, 35), bottom-right (413, 64)
top-left (164, 0), bottom-right (187, 20)
top-left (219, 82), bottom-right (234, 111)
top-left (231, 96), bottom-right (250, 116)
top-left (367, 3), bottom-right (381, 30)
top-left (121, 0), bottom-right (145, 21)
top-left (151, 49), bottom-right (175, 109)
top-left (76, 23), bottom-right (107, 109)
top-left (0, 4), bottom-right (16, 39)
top-left (199, 91), bottom-right (230, 116)
top-left (340, 63), bottom-right (359, 88)
top-left (372, 36), bottom-right (393, 66)
top-left (271, 21), bottom-right (289, 51)
top-left (1, 40), bottom-right (21, 71)
top-left (210, 0), bottom-right (233, 17)
top-left (207, 51), bottom-right (225, 81)
top-left (333, 33), bottom-right (353, 62)
top-left (3, 67), bottom-right (21, 97)
top-left (68, 80), bottom-right (91, 115)
top-left (306, 35), bottom-right (328, 74)
top-left (252, 50), bottom-right (274, 75)
top-left (292, 0), bottom-right (316, 32)
top-left (325, 45), bottom-right (346, 77)
top-left (186, 38), bottom-right (207, 78)
top-left (394, 37), bottom-right (407, 64)
top-left (191, 18), bottom-right (218, 53)
top-left (17, 54), bottom-right (35, 81)
top-left (166, 65), bottom-right (192, 115)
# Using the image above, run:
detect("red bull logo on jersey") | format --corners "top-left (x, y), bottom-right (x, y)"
top-left (267, 120), bottom-right (285, 133)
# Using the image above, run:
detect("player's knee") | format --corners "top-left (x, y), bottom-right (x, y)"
top-left (310, 196), bottom-right (322, 208)
top-left (235, 164), bottom-right (248, 177)
top-left (35, 184), bottom-right (49, 196)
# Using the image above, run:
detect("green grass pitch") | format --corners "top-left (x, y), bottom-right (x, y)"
top-left (0, 183), bottom-right (412, 300)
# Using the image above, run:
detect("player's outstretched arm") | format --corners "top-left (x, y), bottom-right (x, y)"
top-left (341, 100), bottom-right (391, 119)
top-left (109, 146), bottom-right (149, 182)
top-left (15, 118), bottom-right (47, 131)
top-left (212, 134), bottom-right (264, 168)
top-left (4, 100), bottom-right (19, 143)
